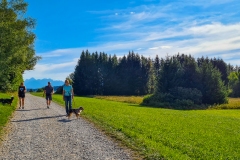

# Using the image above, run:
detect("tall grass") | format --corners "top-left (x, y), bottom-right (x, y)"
top-left (31, 93), bottom-right (240, 159)
top-left (94, 95), bottom-right (144, 104)
top-left (0, 93), bottom-right (17, 140)
top-left (209, 98), bottom-right (240, 109)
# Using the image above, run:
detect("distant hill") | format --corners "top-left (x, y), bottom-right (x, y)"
top-left (24, 78), bottom-right (64, 89)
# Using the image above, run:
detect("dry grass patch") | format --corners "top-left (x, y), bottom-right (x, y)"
top-left (94, 95), bottom-right (144, 104)
top-left (209, 98), bottom-right (240, 109)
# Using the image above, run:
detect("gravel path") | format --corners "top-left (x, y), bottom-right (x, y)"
top-left (0, 93), bottom-right (133, 160)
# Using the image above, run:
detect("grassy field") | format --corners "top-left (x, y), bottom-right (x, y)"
top-left (94, 95), bottom-right (144, 104)
top-left (31, 92), bottom-right (240, 159)
top-left (0, 93), bottom-right (17, 140)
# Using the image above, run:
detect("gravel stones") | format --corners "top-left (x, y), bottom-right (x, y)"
top-left (0, 94), bottom-right (132, 160)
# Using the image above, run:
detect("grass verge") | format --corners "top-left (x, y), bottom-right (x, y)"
top-left (0, 92), bottom-right (17, 141)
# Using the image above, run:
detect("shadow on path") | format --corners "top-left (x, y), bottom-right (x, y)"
top-left (17, 108), bottom-right (50, 111)
top-left (58, 119), bottom-right (72, 123)
top-left (11, 115), bottom-right (66, 122)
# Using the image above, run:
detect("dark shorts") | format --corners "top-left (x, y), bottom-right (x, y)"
top-left (46, 94), bottom-right (52, 100)
top-left (18, 94), bottom-right (25, 98)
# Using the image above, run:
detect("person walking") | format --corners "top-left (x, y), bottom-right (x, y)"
top-left (18, 82), bottom-right (26, 109)
top-left (62, 79), bottom-right (74, 116)
top-left (43, 82), bottom-right (54, 108)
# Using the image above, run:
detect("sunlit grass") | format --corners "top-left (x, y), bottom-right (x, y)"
top-left (31, 92), bottom-right (240, 159)
top-left (94, 95), bottom-right (144, 104)
top-left (209, 98), bottom-right (240, 109)
top-left (0, 92), bottom-right (17, 140)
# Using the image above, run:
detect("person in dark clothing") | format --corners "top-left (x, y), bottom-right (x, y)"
top-left (18, 82), bottom-right (26, 109)
top-left (43, 82), bottom-right (54, 108)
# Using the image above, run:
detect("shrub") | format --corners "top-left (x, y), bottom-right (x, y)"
top-left (142, 94), bottom-right (170, 108)
top-left (169, 87), bottom-right (202, 105)
top-left (36, 88), bottom-right (43, 92)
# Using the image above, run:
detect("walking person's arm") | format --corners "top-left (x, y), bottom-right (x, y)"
top-left (62, 87), bottom-right (65, 101)
top-left (43, 87), bottom-right (46, 97)
top-left (71, 87), bottom-right (74, 99)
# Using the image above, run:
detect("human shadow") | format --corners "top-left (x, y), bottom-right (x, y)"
top-left (58, 119), bottom-right (72, 123)
top-left (17, 108), bottom-right (50, 111)
top-left (11, 115), bottom-right (66, 122)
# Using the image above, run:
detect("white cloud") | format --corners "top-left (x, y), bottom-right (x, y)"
top-left (160, 46), bottom-right (172, 49)
top-left (149, 47), bottom-right (159, 50)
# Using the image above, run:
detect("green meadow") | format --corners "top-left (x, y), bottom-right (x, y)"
top-left (30, 92), bottom-right (240, 159)
top-left (0, 93), bottom-right (17, 140)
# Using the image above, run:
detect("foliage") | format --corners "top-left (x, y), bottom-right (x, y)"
top-left (145, 54), bottom-right (228, 109)
top-left (36, 88), bottom-right (43, 92)
top-left (209, 98), bottom-right (240, 109)
top-left (72, 50), bottom-right (153, 96)
top-left (71, 51), bottom-right (231, 109)
top-left (228, 72), bottom-right (240, 97)
top-left (200, 61), bottom-right (228, 104)
top-left (0, 0), bottom-right (41, 92)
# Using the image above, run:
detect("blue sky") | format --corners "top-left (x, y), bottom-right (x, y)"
top-left (23, 0), bottom-right (240, 81)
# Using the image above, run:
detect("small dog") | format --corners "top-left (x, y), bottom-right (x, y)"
top-left (68, 106), bottom-right (84, 119)
top-left (0, 96), bottom-right (14, 106)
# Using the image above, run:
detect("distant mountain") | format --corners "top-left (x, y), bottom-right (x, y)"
top-left (24, 78), bottom-right (64, 89)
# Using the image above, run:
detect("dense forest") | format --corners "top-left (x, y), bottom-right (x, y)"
top-left (67, 50), bottom-right (240, 109)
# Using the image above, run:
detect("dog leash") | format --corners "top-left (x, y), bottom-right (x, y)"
top-left (72, 96), bottom-right (75, 108)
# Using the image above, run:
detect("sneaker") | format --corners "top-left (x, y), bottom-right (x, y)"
top-left (22, 106), bottom-right (24, 109)
top-left (47, 106), bottom-right (49, 109)
top-left (19, 106), bottom-right (21, 109)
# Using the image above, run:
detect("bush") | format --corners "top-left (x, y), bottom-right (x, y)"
top-left (169, 87), bottom-right (202, 104)
top-left (36, 88), bottom-right (43, 92)
top-left (172, 99), bottom-right (195, 110)
top-left (142, 87), bottom-right (207, 110)
top-left (142, 94), bottom-right (170, 108)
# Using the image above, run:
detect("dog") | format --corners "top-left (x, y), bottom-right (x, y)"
top-left (68, 106), bottom-right (84, 119)
top-left (0, 96), bottom-right (14, 106)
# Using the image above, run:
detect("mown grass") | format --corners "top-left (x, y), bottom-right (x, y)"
top-left (0, 92), bottom-right (17, 140)
top-left (31, 92), bottom-right (240, 159)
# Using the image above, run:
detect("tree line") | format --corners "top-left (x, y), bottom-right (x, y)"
top-left (70, 50), bottom-right (239, 109)
top-left (0, 0), bottom-right (40, 91)
top-left (71, 50), bottom-right (153, 96)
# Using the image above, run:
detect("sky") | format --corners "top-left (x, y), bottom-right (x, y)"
top-left (23, 0), bottom-right (240, 81)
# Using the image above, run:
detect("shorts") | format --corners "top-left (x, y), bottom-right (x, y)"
top-left (46, 94), bottom-right (52, 100)
top-left (18, 94), bottom-right (25, 98)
